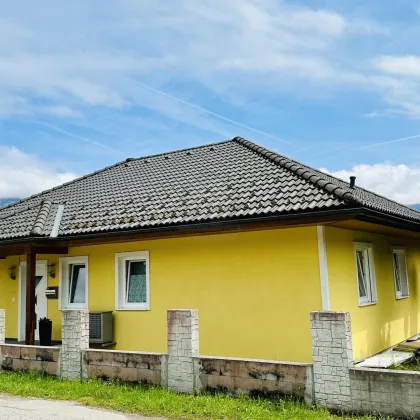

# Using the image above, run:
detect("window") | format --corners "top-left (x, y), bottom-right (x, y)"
top-left (115, 251), bottom-right (150, 310)
top-left (59, 257), bottom-right (88, 309)
top-left (392, 248), bottom-right (409, 299)
top-left (354, 243), bottom-right (377, 306)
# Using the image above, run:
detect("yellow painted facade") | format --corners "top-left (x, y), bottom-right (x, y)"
top-left (3, 223), bottom-right (420, 363)
top-left (0, 226), bottom-right (322, 363)
top-left (326, 226), bottom-right (420, 360)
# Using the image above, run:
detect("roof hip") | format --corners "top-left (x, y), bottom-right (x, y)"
top-left (233, 136), bottom-right (360, 205)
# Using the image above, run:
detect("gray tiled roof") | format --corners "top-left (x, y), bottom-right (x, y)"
top-left (0, 137), bottom-right (419, 241)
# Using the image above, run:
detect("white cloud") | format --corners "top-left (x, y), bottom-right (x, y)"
top-left (374, 55), bottom-right (420, 77)
top-left (321, 163), bottom-right (420, 205)
top-left (0, 0), bottom-right (419, 137)
top-left (0, 0), bottom-right (389, 124)
top-left (0, 146), bottom-right (77, 197)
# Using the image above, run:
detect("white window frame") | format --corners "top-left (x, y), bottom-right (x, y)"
top-left (115, 251), bottom-right (150, 311)
top-left (59, 256), bottom-right (89, 310)
top-left (392, 247), bottom-right (410, 299)
top-left (354, 242), bottom-right (377, 306)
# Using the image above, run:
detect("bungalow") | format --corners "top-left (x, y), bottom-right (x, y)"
top-left (1, 136), bottom-right (420, 364)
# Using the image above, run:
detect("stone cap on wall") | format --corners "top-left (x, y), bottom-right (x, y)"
top-left (0, 343), bottom-right (61, 350)
top-left (198, 355), bottom-right (312, 367)
top-left (84, 349), bottom-right (166, 356)
top-left (310, 311), bottom-right (350, 322)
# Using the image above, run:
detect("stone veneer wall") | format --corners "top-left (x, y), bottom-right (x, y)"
top-left (195, 356), bottom-right (313, 403)
top-left (0, 310), bottom-right (4, 345)
top-left (61, 310), bottom-right (89, 380)
top-left (310, 311), bottom-right (420, 419)
top-left (0, 344), bottom-right (60, 375)
top-left (85, 349), bottom-right (167, 385)
top-left (311, 311), bottom-right (353, 411)
top-left (167, 309), bottom-right (199, 393)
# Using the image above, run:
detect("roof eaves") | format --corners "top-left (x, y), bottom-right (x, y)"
top-left (233, 136), bottom-right (360, 205)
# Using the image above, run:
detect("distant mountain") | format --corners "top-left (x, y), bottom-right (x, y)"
top-left (0, 198), bottom-right (19, 208)
top-left (411, 204), bottom-right (420, 211)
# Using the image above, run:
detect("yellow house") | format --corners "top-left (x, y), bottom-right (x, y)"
top-left (1, 137), bottom-right (420, 363)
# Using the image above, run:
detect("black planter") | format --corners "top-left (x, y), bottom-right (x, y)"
top-left (39, 318), bottom-right (52, 346)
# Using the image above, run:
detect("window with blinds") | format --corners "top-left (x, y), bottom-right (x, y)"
top-left (115, 251), bottom-right (150, 310)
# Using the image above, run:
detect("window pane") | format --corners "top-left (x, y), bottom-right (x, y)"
top-left (126, 261), bottom-right (147, 303)
top-left (35, 275), bottom-right (43, 289)
top-left (356, 251), bottom-right (368, 298)
top-left (393, 253), bottom-right (402, 293)
top-left (69, 264), bottom-right (86, 304)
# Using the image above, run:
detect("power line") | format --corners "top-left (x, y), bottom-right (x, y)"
top-left (131, 79), bottom-right (297, 148)
top-left (34, 120), bottom-right (125, 156)
top-left (310, 133), bottom-right (420, 161)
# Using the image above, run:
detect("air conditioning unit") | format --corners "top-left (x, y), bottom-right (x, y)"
top-left (89, 311), bottom-right (113, 344)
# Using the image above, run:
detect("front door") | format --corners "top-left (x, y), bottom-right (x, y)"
top-left (19, 261), bottom-right (48, 342)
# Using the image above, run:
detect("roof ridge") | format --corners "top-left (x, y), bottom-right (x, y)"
top-left (233, 137), bottom-right (360, 205)
top-left (30, 200), bottom-right (52, 236)
top-left (292, 156), bottom-right (420, 218)
top-left (0, 139), bottom-right (234, 214)
top-left (336, 177), bottom-right (420, 217)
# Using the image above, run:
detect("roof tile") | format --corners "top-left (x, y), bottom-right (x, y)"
top-left (0, 137), bottom-right (419, 241)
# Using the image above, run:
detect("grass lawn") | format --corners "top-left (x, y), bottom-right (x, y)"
top-left (0, 371), bottom-right (379, 419)
top-left (391, 356), bottom-right (420, 372)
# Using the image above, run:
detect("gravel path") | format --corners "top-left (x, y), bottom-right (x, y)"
top-left (0, 394), bottom-right (164, 420)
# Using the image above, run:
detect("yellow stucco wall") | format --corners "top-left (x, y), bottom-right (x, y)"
top-left (0, 226), bottom-right (322, 363)
top-left (326, 226), bottom-right (420, 361)
top-left (0, 256), bottom-right (19, 339)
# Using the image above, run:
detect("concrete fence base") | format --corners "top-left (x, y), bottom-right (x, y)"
top-left (2, 306), bottom-right (420, 418)
top-left (0, 308), bottom-right (313, 402)
top-left (0, 344), bottom-right (60, 376)
top-left (310, 311), bottom-right (420, 419)
top-left (7, 306), bottom-right (420, 418)
top-left (194, 356), bottom-right (314, 404)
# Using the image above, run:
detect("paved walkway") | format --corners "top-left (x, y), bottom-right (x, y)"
top-left (0, 394), bottom-right (164, 420)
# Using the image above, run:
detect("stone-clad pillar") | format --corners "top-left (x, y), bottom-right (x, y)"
top-left (0, 309), bottom-right (5, 344)
top-left (167, 309), bottom-right (199, 393)
top-left (311, 311), bottom-right (353, 412)
top-left (60, 310), bottom-right (89, 380)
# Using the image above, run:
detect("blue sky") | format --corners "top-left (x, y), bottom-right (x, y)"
top-left (2, 0), bottom-right (420, 204)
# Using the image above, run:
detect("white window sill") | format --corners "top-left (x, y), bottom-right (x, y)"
top-left (396, 295), bottom-right (410, 300)
top-left (116, 306), bottom-right (150, 311)
top-left (358, 301), bottom-right (378, 307)
top-left (60, 306), bottom-right (88, 311)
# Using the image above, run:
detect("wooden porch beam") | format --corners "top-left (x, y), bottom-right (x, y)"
top-left (25, 246), bottom-right (68, 255)
top-left (25, 251), bottom-right (36, 345)
top-left (0, 245), bottom-right (68, 258)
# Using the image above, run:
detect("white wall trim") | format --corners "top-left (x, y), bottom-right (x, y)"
top-left (391, 246), bottom-right (410, 299)
top-left (58, 256), bottom-right (89, 310)
top-left (18, 260), bottom-right (48, 342)
top-left (317, 225), bottom-right (330, 311)
top-left (353, 242), bottom-right (377, 306)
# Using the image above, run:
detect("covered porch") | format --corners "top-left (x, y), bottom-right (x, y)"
top-left (0, 243), bottom-right (68, 345)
